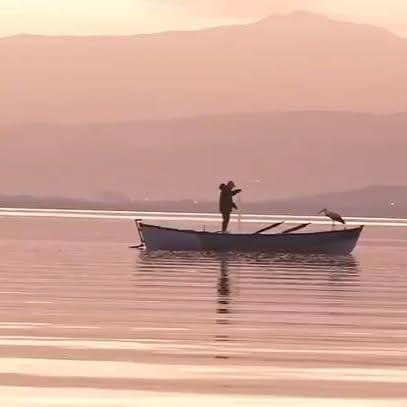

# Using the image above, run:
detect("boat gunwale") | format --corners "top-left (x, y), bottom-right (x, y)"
top-left (138, 222), bottom-right (364, 237)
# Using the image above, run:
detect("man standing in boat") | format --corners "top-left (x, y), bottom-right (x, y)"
top-left (219, 181), bottom-right (242, 233)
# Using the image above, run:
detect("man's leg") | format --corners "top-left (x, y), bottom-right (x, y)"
top-left (222, 212), bottom-right (230, 232)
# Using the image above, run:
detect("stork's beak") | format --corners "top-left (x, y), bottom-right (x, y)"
top-left (317, 209), bottom-right (324, 214)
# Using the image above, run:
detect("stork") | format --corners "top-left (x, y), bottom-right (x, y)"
top-left (318, 208), bottom-right (346, 229)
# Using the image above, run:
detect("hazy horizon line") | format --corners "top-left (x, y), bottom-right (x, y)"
top-left (3, 109), bottom-right (407, 128)
top-left (1, 183), bottom-right (406, 203)
top-left (1, 207), bottom-right (406, 227)
top-left (1, 10), bottom-right (405, 40)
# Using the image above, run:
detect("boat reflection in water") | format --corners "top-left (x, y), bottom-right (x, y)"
top-left (137, 251), bottom-right (360, 302)
top-left (133, 251), bottom-right (366, 395)
top-left (136, 251), bottom-right (359, 346)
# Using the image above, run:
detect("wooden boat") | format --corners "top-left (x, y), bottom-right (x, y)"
top-left (134, 220), bottom-right (364, 254)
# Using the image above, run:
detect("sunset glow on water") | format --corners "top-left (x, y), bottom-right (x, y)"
top-left (0, 215), bottom-right (406, 406)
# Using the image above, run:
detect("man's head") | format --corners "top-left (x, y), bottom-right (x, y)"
top-left (227, 181), bottom-right (235, 189)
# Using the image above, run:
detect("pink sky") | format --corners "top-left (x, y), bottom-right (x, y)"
top-left (1, 0), bottom-right (407, 37)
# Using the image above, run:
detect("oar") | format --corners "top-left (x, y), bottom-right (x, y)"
top-left (129, 243), bottom-right (144, 249)
top-left (253, 222), bottom-right (284, 234)
top-left (280, 223), bottom-right (311, 234)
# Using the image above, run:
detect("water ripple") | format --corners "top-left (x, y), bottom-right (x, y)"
top-left (0, 218), bottom-right (406, 405)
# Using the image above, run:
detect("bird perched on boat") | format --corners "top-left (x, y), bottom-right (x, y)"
top-left (318, 208), bottom-right (346, 229)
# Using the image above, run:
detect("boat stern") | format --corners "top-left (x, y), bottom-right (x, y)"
top-left (136, 221), bottom-right (203, 251)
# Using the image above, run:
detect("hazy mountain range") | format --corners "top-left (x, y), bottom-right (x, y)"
top-left (2, 11), bottom-right (407, 123)
top-left (1, 12), bottom-right (406, 210)
top-left (1, 111), bottom-right (406, 201)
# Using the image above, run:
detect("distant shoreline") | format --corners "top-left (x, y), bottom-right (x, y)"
top-left (1, 185), bottom-right (406, 218)
top-left (1, 208), bottom-right (407, 228)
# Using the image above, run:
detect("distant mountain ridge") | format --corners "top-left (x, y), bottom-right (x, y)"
top-left (1, 111), bottom-right (406, 201)
top-left (2, 11), bottom-right (407, 123)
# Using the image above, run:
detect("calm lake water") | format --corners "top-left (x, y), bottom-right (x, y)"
top-left (0, 214), bottom-right (407, 406)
